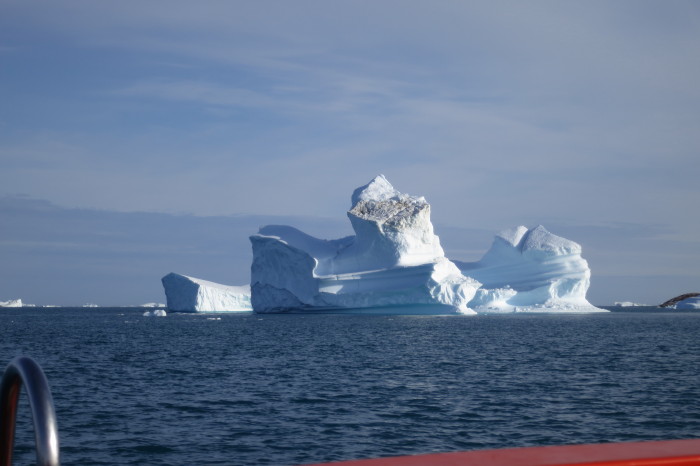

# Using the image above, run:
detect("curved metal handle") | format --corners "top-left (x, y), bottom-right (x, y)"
top-left (0, 356), bottom-right (60, 466)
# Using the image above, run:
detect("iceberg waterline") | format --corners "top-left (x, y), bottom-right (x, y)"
top-left (162, 175), bottom-right (604, 314)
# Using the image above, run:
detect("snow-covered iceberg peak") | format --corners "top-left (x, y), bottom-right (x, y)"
top-left (341, 175), bottom-right (445, 271)
top-left (250, 175), bottom-right (480, 314)
top-left (458, 225), bottom-right (604, 313)
top-left (350, 174), bottom-right (399, 205)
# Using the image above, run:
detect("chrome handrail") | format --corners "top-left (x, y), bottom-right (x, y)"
top-left (0, 356), bottom-right (60, 466)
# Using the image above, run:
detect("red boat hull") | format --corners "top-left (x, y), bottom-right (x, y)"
top-left (307, 439), bottom-right (700, 465)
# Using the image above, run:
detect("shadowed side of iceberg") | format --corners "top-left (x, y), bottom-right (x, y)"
top-left (162, 272), bottom-right (252, 312)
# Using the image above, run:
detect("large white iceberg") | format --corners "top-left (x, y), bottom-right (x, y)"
top-left (249, 175), bottom-right (481, 314)
top-left (161, 273), bottom-right (252, 312)
top-left (457, 225), bottom-right (605, 312)
top-left (161, 175), bottom-right (603, 315)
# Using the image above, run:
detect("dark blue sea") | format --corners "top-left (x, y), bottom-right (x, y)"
top-left (2, 307), bottom-right (700, 465)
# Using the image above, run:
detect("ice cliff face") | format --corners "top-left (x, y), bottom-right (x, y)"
top-left (457, 225), bottom-right (603, 312)
top-left (250, 175), bottom-right (481, 314)
top-left (162, 273), bottom-right (252, 312)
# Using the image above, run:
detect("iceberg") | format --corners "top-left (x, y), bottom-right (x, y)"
top-left (0, 299), bottom-right (22, 307)
top-left (672, 296), bottom-right (700, 310)
top-left (161, 175), bottom-right (604, 315)
top-left (457, 225), bottom-right (605, 312)
top-left (161, 273), bottom-right (252, 312)
top-left (614, 301), bottom-right (647, 307)
top-left (660, 293), bottom-right (700, 309)
top-left (0, 298), bottom-right (22, 308)
top-left (250, 175), bottom-right (481, 314)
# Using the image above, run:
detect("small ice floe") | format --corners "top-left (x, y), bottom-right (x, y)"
top-left (143, 309), bottom-right (167, 317)
top-left (206, 317), bottom-right (221, 321)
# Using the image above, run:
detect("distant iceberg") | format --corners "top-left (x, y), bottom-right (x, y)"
top-left (457, 225), bottom-right (605, 313)
top-left (162, 272), bottom-right (252, 312)
top-left (250, 175), bottom-right (480, 314)
top-left (0, 298), bottom-right (22, 308)
top-left (660, 293), bottom-right (700, 309)
top-left (614, 301), bottom-right (647, 307)
top-left (672, 296), bottom-right (700, 310)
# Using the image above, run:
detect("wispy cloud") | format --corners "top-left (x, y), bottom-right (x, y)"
top-left (114, 80), bottom-right (280, 109)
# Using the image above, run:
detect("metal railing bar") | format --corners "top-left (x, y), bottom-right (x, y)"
top-left (0, 356), bottom-right (60, 466)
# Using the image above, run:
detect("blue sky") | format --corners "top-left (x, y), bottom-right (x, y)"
top-left (1, 1), bottom-right (699, 305)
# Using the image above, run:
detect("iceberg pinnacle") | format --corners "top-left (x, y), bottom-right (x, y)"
top-left (350, 174), bottom-right (399, 206)
top-left (343, 174), bottom-right (445, 270)
top-left (250, 175), bottom-right (480, 314)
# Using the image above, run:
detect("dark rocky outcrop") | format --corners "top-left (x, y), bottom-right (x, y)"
top-left (659, 293), bottom-right (700, 308)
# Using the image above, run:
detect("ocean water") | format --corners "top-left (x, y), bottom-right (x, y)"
top-left (2, 307), bottom-right (700, 465)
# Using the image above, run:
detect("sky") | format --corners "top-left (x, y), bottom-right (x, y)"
top-left (1, 1), bottom-right (699, 306)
